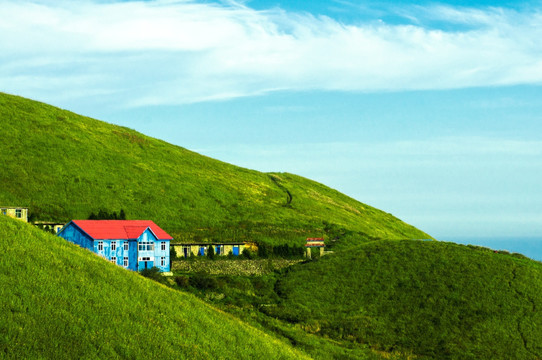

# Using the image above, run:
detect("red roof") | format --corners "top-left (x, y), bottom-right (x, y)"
top-left (71, 220), bottom-right (173, 240)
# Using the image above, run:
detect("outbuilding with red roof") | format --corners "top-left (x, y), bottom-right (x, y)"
top-left (58, 220), bottom-right (172, 272)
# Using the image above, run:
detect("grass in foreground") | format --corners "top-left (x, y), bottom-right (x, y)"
top-left (0, 216), bottom-right (308, 359)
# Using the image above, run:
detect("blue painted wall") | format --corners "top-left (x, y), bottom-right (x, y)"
top-left (136, 228), bottom-right (170, 272)
top-left (58, 223), bottom-right (93, 251)
top-left (58, 223), bottom-right (170, 272)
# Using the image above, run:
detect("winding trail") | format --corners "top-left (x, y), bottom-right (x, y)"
top-left (268, 175), bottom-right (293, 206)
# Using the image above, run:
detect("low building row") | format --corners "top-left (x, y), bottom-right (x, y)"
top-left (172, 242), bottom-right (248, 258)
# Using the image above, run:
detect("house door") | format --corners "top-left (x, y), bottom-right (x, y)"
top-left (139, 257), bottom-right (154, 270)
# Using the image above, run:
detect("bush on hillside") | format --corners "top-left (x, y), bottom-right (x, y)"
top-left (88, 209), bottom-right (127, 220)
top-left (174, 275), bottom-right (190, 288)
top-left (207, 245), bottom-right (215, 260)
top-left (139, 267), bottom-right (166, 284)
top-left (189, 273), bottom-right (219, 290)
top-left (241, 248), bottom-right (254, 259)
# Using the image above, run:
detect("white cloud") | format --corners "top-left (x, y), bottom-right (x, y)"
top-left (1, 0), bottom-right (542, 106)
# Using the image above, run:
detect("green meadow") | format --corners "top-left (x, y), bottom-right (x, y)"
top-left (0, 92), bottom-right (429, 244)
top-left (270, 240), bottom-right (542, 359)
top-left (0, 216), bottom-right (308, 359)
top-left (175, 240), bottom-right (542, 359)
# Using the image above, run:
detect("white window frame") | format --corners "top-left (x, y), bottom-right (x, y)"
top-left (15, 209), bottom-right (22, 218)
top-left (97, 241), bottom-right (103, 251)
top-left (111, 256), bottom-right (116, 264)
top-left (123, 257), bottom-right (129, 267)
top-left (138, 242), bottom-right (154, 251)
top-left (161, 256), bottom-right (166, 267)
top-left (161, 241), bottom-right (166, 251)
top-left (111, 241), bottom-right (117, 251)
top-left (124, 241), bottom-right (129, 251)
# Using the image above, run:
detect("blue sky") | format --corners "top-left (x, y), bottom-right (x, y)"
top-left (1, 0), bottom-right (541, 244)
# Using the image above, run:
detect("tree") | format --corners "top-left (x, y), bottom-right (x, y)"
top-left (207, 245), bottom-right (215, 260)
top-left (139, 267), bottom-right (166, 284)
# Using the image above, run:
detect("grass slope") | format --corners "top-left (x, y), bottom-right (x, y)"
top-left (0, 217), bottom-right (309, 359)
top-left (270, 240), bottom-right (542, 359)
top-left (0, 92), bottom-right (430, 244)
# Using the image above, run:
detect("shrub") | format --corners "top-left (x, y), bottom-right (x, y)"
top-left (139, 267), bottom-right (165, 284)
top-left (241, 248), bottom-right (254, 259)
top-left (174, 275), bottom-right (190, 288)
top-left (189, 273), bottom-right (219, 290)
top-left (207, 245), bottom-right (215, 260)
top-left (257, 243), bottom-right (272, 258)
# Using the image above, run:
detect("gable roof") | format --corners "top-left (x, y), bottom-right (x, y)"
top-left (70, 220), bottom-right (173, 240)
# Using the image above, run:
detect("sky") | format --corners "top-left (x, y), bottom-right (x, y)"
top-left (1, 0), bottom-right (541, 244)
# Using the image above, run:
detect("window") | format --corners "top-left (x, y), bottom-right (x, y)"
top-left (139, 257), bottom-right (151, 261)
top-left (111, 241), bottom-right (117, 251)
top-left (111, 256), bottom-right (116, 264)
top-left (98, 241), bottom-right (103, 251)
top-left (182, 246), bottom-right (191, 258)
top-left (124, 241), bottom-right (129, 251)
top-left (15, 209), bottom-right (22, 218)
top-left (138, 242), bottom-right (154, 251)
top-left (123, 257), bottom-right (129, 267)
top-left (161, 241), bottom-right (166, 251)
top-left (161, 257), bottom-right (166, 267)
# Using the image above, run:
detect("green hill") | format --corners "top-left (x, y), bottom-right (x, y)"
top-left (0, 92), bottom-right (429, 244)
top-left (267, 240), bottom-right (542, 359)
top-left (0, 216), bottom-right (309, 359)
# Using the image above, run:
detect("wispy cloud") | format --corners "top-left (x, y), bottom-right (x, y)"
top-left (1, 0), bottom-right (542, 107)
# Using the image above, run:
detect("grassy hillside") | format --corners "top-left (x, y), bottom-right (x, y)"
top-left (267, 240), bottom-right (542, 359)
top-left (0, 92), bottom-right (430, 244)
top-left (0, 216), bottom-right (309, 359)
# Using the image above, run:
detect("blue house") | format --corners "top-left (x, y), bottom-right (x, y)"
top-left (58, 220), bottom-right (172, 272)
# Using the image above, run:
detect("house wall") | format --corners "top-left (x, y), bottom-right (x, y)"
top-left (58, 224), bottom-right (170, 272)
top-left (58, 223), bottom-right (94, 251)
top-left (137, 229), bottom-right (170, 272)
top-left (0, 207), bottom-right (28, 222)
top-left (94, 239), bottom-right (135, 270)
top-left (172, 243), bottom-right (246, 258)
top-left (34, 222), bottom-right (65, 234)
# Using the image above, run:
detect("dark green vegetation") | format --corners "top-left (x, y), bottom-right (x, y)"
top-left (0, 92), bottom-right (429, 244)
top-left (267, 240), bottom-right (542, 359)
top-left (0, 216), bottom-right (308, 359)
top-left (170, 265), bottom-right (393, 359)
top-left (170, 240), bottom-right (542, 359)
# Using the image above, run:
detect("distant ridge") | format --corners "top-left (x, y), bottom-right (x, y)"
top-left (0, 92), bottom-right (430, 244)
